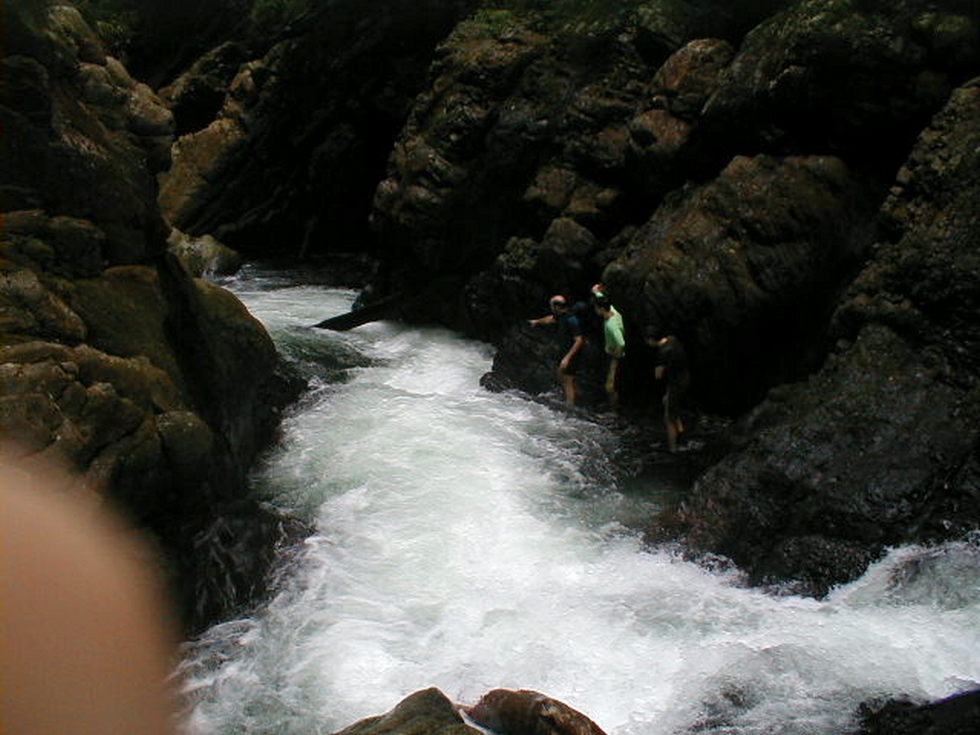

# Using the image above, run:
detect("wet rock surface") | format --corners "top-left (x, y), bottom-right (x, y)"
top-left (603, 152), bottom-right (879, 413)
top-left (2, 2), bottom-right (303, 632)
top-left (332, 688), bottom-right (609, 735)
top-left (855, 690), bottom-right (980, 735)
top-left (464, 689), bottom-right (608, 735)
top-left (334, 689), bottom-right (476, 735)
top-left (666, 77), bottom-right (980, 596)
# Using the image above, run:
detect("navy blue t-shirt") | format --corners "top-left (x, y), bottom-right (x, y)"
top-left (558, 312), bottom-right (584, 343)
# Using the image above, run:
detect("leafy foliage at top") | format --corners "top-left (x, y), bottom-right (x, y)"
top-left (475, 0), bottom-right (643, 36)
top-left (67, 0), bottom-right (315, 56)
top-left (248, 0), bottom-right (316, 28)
top-left (67, 0), bottom-right (138, 54)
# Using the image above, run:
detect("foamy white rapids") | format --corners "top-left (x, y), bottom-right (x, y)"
top-left (178, 266), bottom-right (980, 735)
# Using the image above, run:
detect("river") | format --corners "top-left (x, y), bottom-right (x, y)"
top-left (178, 266), bottom-right (980, 734)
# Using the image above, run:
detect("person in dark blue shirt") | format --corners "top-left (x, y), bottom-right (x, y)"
top-left (529, 295), bottom-right (587, 406)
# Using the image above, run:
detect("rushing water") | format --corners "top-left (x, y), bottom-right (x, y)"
top-left (179, 266), bottom-right (980, 735)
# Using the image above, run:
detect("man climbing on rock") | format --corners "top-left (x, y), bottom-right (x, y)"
top-left (645, 326), bottom-right (690, 453)
top-left (529, 295), bottom-right (586, 407)
top-left (593, 294), bottom-right (626, 409)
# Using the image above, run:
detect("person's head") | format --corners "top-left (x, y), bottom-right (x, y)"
top-left (549, 295), bottom-right (569, 315)
top-left (644, 325), bottom-right (663, 346)
top-left (592, 293), bottom-right (612, 316)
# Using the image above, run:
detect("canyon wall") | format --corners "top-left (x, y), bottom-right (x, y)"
top-left (1, 0), bottom-right (302, 631)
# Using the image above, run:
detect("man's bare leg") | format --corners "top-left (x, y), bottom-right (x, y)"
top-left (560, 371), bottom-right (577, 406)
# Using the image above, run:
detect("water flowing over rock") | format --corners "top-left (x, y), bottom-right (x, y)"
top-left (380, 5), bottom-right (979, 612)
top-left (1, 0), bottom-right (303, 631)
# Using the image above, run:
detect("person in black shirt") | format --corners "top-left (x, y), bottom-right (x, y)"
top-left (530, 295), bottom-right (586, 406)
top-left (645, 327), bottom-right (690, 453)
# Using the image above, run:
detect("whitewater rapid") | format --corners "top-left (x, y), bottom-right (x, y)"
top-left (178, 267), bottom-right (980, 735)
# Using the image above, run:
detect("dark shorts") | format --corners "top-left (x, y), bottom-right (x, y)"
top-left (664, 379), bottom-right (688, 421)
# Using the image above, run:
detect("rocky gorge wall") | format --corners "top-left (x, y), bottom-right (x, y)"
top-left (112, 0), bottom-right (980, 639)
top-left (1, 0), bottom-right (303, 631)
top-left (156, 0), bottom-right (478, 261)
top-left (5, 0), bottom-right (980, 728)
top-left (362, 0), bottom-right (980, 599)
top-left (37, 0), bottom-right (975, 639)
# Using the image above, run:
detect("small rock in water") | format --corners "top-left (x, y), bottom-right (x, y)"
top-left (462, 689), bottom-right (608, 735)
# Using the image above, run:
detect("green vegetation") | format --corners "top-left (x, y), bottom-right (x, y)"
top-left (249, 0), bottom-right (314, 28)
top-left (475, 0), bottom-right (643, 36)
top-left (454, 8), bottom-right (536, 41)
top-left (68, 0), bottom-right (138, 54)
top-left (67, 0), bottom-right (314, 55)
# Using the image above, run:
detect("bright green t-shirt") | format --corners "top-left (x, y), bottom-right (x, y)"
top-left (604, 307), bottom-right (626, 357)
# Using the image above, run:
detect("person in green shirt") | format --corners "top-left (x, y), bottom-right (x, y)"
top-left (593, 294), bottom-right (625, 408)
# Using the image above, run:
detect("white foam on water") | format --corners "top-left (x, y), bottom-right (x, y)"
top-left (178, 271), bottom-right (980, 735)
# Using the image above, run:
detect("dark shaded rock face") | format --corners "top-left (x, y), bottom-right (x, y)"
top-left (604, 153), bottom-right (879, 412)
top-left (700, 0), bottom-right (980, 167)
top-left (855, 690), bottom-right (980, 735)
top-left (668, 79), bottom-right (980, 596)
top-left (1, 1), bottom-right (303, 632)
top-left (3, 3), bottom-right (172, 262)
top-left (158, 0), bottom-right (478, 260)
top-left (125, 0), bottom-right (251, 89)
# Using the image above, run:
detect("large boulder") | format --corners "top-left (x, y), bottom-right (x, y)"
top-left (468, 0), bottom-right (979, 414)
top-left (663, 78), bottom-right (980, 596)
top-left (464, 689), bottom-right (608, 735)
top-left (372, 7), bottom-right (729, 338)
top-left (334, 688), bottom-right (477, 735)
top-left (167, 227), bottom-right (243, 278)
top-left (333, 688), bottom-right (609, 735)
top-left (2, 2), bottom-right (173, 262)
top-left (603, 153), bottom-right (880, 413)
top-left (856, 690), bottom-right (980, 735)
top-left (700, 0), bottom-right (980, 169)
